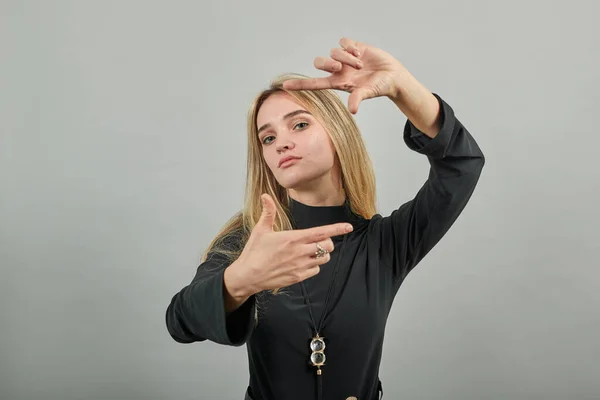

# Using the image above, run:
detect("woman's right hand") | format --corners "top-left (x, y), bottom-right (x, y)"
top-left (225, 193), bottom-right (353, 298)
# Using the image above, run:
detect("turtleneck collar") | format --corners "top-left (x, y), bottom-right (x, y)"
top-left (288, 196), bottom-right (356, 230)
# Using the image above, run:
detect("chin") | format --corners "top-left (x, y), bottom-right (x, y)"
top-left (274, 168), bottom-right (330, 190)
top-left (272, 173), bottom-right (302, 188)
top-left (277, 180), bottom-right (306, 190)
top-left (278, 177), bottom-right (323, 192)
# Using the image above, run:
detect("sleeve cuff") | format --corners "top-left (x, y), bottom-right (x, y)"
top-left (214, 268), bottom-right (256, 346)
top-left (403, 93), bottom-right (456, 159)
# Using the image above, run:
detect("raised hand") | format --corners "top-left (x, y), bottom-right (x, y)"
top-left (282, 37), bottom-right (408, 114)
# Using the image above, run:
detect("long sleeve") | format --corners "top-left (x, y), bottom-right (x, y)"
top-left (376, 93), bottom-right (485, 284)
top-left (165, 232), bottom-right (256, 346)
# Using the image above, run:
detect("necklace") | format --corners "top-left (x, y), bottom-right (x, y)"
top-left (299, 233), bottom-right (348, 400)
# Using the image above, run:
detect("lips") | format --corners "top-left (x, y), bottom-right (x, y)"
top-left (278, 156), bottom-right (301, 168)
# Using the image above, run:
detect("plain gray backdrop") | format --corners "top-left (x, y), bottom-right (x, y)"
top-left (1, 1), bottom-right (599, 399)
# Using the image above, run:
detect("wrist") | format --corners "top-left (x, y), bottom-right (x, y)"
top-left (387, 69), bottom-right (416, 102)
top-left (223, 260), bottom-right (254, 300)
top-left (384, 66), bottom-right (411, 99)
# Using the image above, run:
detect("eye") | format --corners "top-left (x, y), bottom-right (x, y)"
top-left (294, 121), bottom-right (309, 130)
top-left (262, 136), bottom-right (274, 145)
top-left (261, 122), bottom-right (309, 146)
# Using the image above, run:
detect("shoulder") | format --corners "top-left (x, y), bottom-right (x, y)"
top-left (348, 212), bottom-right (383, 239)
top-left (213, 226), bottom-right (247, 253)
top-left (358, 212), bottom-right (390, 242)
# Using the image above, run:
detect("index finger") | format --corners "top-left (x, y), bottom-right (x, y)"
top-left (294, 222), bottom-right (354, 243)
top-left (282, 77), bottom-right (333, 91)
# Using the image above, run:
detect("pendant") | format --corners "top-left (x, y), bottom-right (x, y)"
top-left (310, 333), bottom-right (326, 370)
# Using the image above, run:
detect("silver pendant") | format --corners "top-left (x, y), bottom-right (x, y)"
top-left (310, 334), bottom-right (326, 368)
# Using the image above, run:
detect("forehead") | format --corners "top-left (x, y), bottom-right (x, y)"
top-left (256, 92), bottom-right (307, 126)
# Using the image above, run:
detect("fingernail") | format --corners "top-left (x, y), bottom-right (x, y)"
top-left (346, 224), bottom-right (353, 232)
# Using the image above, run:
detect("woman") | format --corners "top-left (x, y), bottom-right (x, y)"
top-left (165, 37), bottom-right (485, 400)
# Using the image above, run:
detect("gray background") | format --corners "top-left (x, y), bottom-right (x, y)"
top-left (1, 0), bottom-right (599, 399)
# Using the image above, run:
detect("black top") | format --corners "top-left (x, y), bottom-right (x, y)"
top-left (165, 94), bottom-right (485, 400)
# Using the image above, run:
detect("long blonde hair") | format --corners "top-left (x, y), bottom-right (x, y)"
top-left (201, 73), bottom-right (379, 297)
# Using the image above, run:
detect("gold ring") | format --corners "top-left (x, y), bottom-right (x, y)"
top-left (315, 243), bottom-right (328, 258)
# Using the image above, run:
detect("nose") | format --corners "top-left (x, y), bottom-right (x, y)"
top-left (276, 134), bottom-right (295, 153)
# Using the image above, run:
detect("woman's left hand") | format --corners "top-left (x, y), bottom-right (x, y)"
top-left (282, 37), bottom-right (409, 114)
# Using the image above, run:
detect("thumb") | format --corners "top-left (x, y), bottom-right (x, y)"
top-left (257, 194), bottom-right (277, 231)
top-left (348, 87), bottom-right (372, 114)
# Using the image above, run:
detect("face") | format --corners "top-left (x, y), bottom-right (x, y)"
top-left (256, 92), bottom-right (340, 192)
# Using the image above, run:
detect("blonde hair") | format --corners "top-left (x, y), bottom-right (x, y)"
top-left (200, 73), bottom-right (379, 308)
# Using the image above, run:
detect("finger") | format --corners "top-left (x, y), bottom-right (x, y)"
top-left (302, 265), bottom-right (322, 281)
top-left (330, 48), bottom-right (362, 69)
top-left (314, 56), bottom-right (343, 73)
top-left (300, 238), bottom-right (335, 257)
top-left (296, 222), bottom-right (353, 244)
top-left (348, 87), bottom-right (373, 114)
top-left (282, 77), bottom-right (333, 91)
top-left (313, 252), bottom-right (331, 265)
top-left (303, 253), bottom-right (330, 275)
top-left (339, 37), bottom-right (361, 57)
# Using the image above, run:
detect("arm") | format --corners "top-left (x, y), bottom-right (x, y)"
top-left (377, 92), bottom-right (485, 283)
top-left (262, 37), bottom-right (485, 284)
top-left (165, 231), bottom-right (257, 345)
top-left (224, 264), bottom-right (253, 313)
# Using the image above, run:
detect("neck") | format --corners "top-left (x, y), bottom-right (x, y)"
top-left (286, 160), bottom-right (344, 207)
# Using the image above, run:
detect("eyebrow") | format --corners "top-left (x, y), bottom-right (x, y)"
top-left (257, 110), bottom-right (312, 135)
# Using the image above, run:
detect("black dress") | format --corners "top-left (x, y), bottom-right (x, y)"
top-left (165, 93), bottom-right (485, 400)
